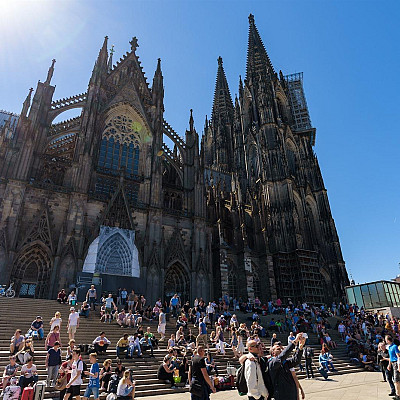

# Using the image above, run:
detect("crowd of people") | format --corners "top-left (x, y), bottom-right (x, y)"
top-left (4, 286), bottom-right (400, 400)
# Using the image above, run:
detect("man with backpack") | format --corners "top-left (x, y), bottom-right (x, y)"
top-left (64, 348), bottom-right (84, 400)
top-left (244, 340), bottom-right (269, 400)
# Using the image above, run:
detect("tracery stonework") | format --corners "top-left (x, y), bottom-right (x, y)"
top-left (0, 15), bottom-right (348, 304)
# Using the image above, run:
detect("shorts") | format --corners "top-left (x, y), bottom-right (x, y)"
top-left (84, 385), bottom-right (99, 399)
top-left (105, 308), bottom-right (112, 315)
top-left (393, 362), bottom-right (400, 382)
top-left (67, 385), bottom-right (81, 397)
top-left (128, 301), bottom-right (135, 306)
top-left (158, 323), bottom-right (166, 334)
top-left (68, 325), bottom-right (77, 335)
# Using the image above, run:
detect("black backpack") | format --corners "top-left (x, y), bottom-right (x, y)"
top-left (107, 374), bottom-right (120, 394)
top-left (236, 364), bottom-right (248, 396)
top-left (79, 359), bottom-right (88, 379)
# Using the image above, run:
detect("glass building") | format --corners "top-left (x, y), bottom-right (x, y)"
top-left (346, 281), bottom-right (400, 309)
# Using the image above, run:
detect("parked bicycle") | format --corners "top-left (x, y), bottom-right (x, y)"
top-left (0, 282), bottom-right (16, 298)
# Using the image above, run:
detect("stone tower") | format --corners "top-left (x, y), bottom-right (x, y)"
top-left (202, 14), bottom-right (348, 304)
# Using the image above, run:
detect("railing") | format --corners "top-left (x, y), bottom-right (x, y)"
top-left (51, 93), bottom-right (87, 110)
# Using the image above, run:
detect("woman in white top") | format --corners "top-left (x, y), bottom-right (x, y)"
top-left (68, 291), bottom-right (77, 306)
top-left (116, 370), bottom-right (135, 399)
top-left (175, 327), bottom-right (184, 342)
top-left (50, 312), bottom-right (62, 331)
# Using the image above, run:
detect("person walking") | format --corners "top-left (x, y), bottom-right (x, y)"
top-left (45, 341), bottom-right (61, 387)
top-left (244, 340), bottom-right (269, 400)
top-left (268, 332), bottom-right (306, 400)
top-left (304, 345), bottom-right (315, 379)
top-left (86, 285), bottom-right (97, 311)
top-left (196, 318), bottom-right (208, 349)
top-left (386, 335), bottom-right (400, 399)
top-left (188, 346), bottom-right (216, 400)
top-left (158, 309), bottom-right (166, 341)
top-left (64, 349), bottom-right (83, 400)
top-left (83, 353), bottom-right (100, 400)
top-left (67, 308), bottom-right (80, 341)
top-left (377, 342), bottom-right (395, 396)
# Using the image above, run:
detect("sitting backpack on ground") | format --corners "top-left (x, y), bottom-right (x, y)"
top-left (107, 374), bottom-right (120, 394)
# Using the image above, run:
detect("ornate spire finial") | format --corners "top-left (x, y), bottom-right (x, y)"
top-left (107, 44), bottom-right (115, 72)
top-left (248, 13), bottom-right (255, 23)
top-left (45, 59), bottom-right (56, 84)
top-left (218, 56), bottom-right (223, 66)
top-left (130, 36), bottom-right (139, 52)
top-left (189, 109), bottom-right (194, 132)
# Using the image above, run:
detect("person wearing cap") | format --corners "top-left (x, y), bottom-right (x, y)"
top-left (67, 308), bottom-right (80, 341)
top-left (46, 341), bottom-right (62, 387)
top-left (29, 316), bottom-right (44, 340)
top-left (2, 355), bottom-right (19, 389)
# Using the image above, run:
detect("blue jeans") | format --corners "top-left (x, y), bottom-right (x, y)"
top-left (116, 346), bottom-right (129, 358)
top-left (321, 361), bottom-right (335, 371)
top-left (29, 328), bottom-right (44, 339)
top-left (129, 343), bottom-right (141, 357)
top-left (84, 385), bottom-right (99, 399)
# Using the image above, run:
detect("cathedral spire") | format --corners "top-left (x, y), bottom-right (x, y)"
top-left (212, 56), bottom-right (234, 124)
top-left (189, 109), bottom-right (194, 132)
top-left (90, 36), bottom-right (109, 84)
top-left (21, 88), bottom-right (34, 117)
top-left (246, 14), bottom-right (275, 83)
top-left (45, 59), bottom-right (56, 84)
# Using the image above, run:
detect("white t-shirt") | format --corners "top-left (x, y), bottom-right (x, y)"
top-left (338, 324), bottom-right (345, 333)
top-left (70, 359), bottom-right (83, 386)
top-left (206, 305), bottom-right (215, 314)
top-left (69, 312), bottom-right (79, 326)
top-left (21, 364), bottom-right (37, 379)
top-left (50, 317), bottom-right (62, 331)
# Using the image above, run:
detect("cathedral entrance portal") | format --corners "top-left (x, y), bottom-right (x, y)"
top-left (11, 244), bottom-right (52, 298)
top-left (164, 262), bottom-right (190, 303)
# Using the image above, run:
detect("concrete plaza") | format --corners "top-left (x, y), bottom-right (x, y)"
top-left (137, 372), bottom-right (392, 400)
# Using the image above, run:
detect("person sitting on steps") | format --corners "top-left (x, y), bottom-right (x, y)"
top-left (93, 332), bottom-right (111, 354)
top-left (10, 330), bottom-right (24, 356)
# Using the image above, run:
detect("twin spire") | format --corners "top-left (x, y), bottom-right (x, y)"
top-left (211, 14), bottom-right (275, 120)
top-left (246, 13), bottom-right (275, 82)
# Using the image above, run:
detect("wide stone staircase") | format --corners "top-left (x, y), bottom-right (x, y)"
top-left (0, 298), bottom-right (362, 399)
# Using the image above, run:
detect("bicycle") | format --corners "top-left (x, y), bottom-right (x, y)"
top-left (0, 282), bottom-right (16, 298)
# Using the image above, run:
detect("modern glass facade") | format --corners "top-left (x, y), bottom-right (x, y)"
top-left (346, 280), bottom-right (400, 309)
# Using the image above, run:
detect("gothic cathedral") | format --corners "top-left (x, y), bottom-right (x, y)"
top-left (0, 15), bottom-right (348, 305)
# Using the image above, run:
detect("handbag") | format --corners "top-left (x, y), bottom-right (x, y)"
top-left (226, 362), bottom-right (237, 376)
top-left (55, 374), bottom-right (67, 391)
top-left (189, 381), bottom-right (203, 397)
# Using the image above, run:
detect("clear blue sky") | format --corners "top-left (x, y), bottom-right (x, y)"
top-left (1, 0), bottom-right (399, 284)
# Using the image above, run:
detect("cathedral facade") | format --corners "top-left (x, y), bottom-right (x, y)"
top-left (0, 15), bottom-right (348, 305)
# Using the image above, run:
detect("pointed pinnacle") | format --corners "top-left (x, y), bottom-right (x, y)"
top-left (45, 59), bottom-right (56, 84)
top-left (189, 109), bottom-right (194, 132)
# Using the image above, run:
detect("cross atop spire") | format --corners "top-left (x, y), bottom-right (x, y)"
top-left (108, 44), bottom-right (115, 72)
top-left (246, 13), bottom-right (275, 82)
top-left (212, 56), bottom-right (234, 123)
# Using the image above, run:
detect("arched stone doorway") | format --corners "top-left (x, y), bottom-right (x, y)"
top-left (11, 243), bottom-right (52, 298)
top-left (164, 262), bottom-right (190, 303)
